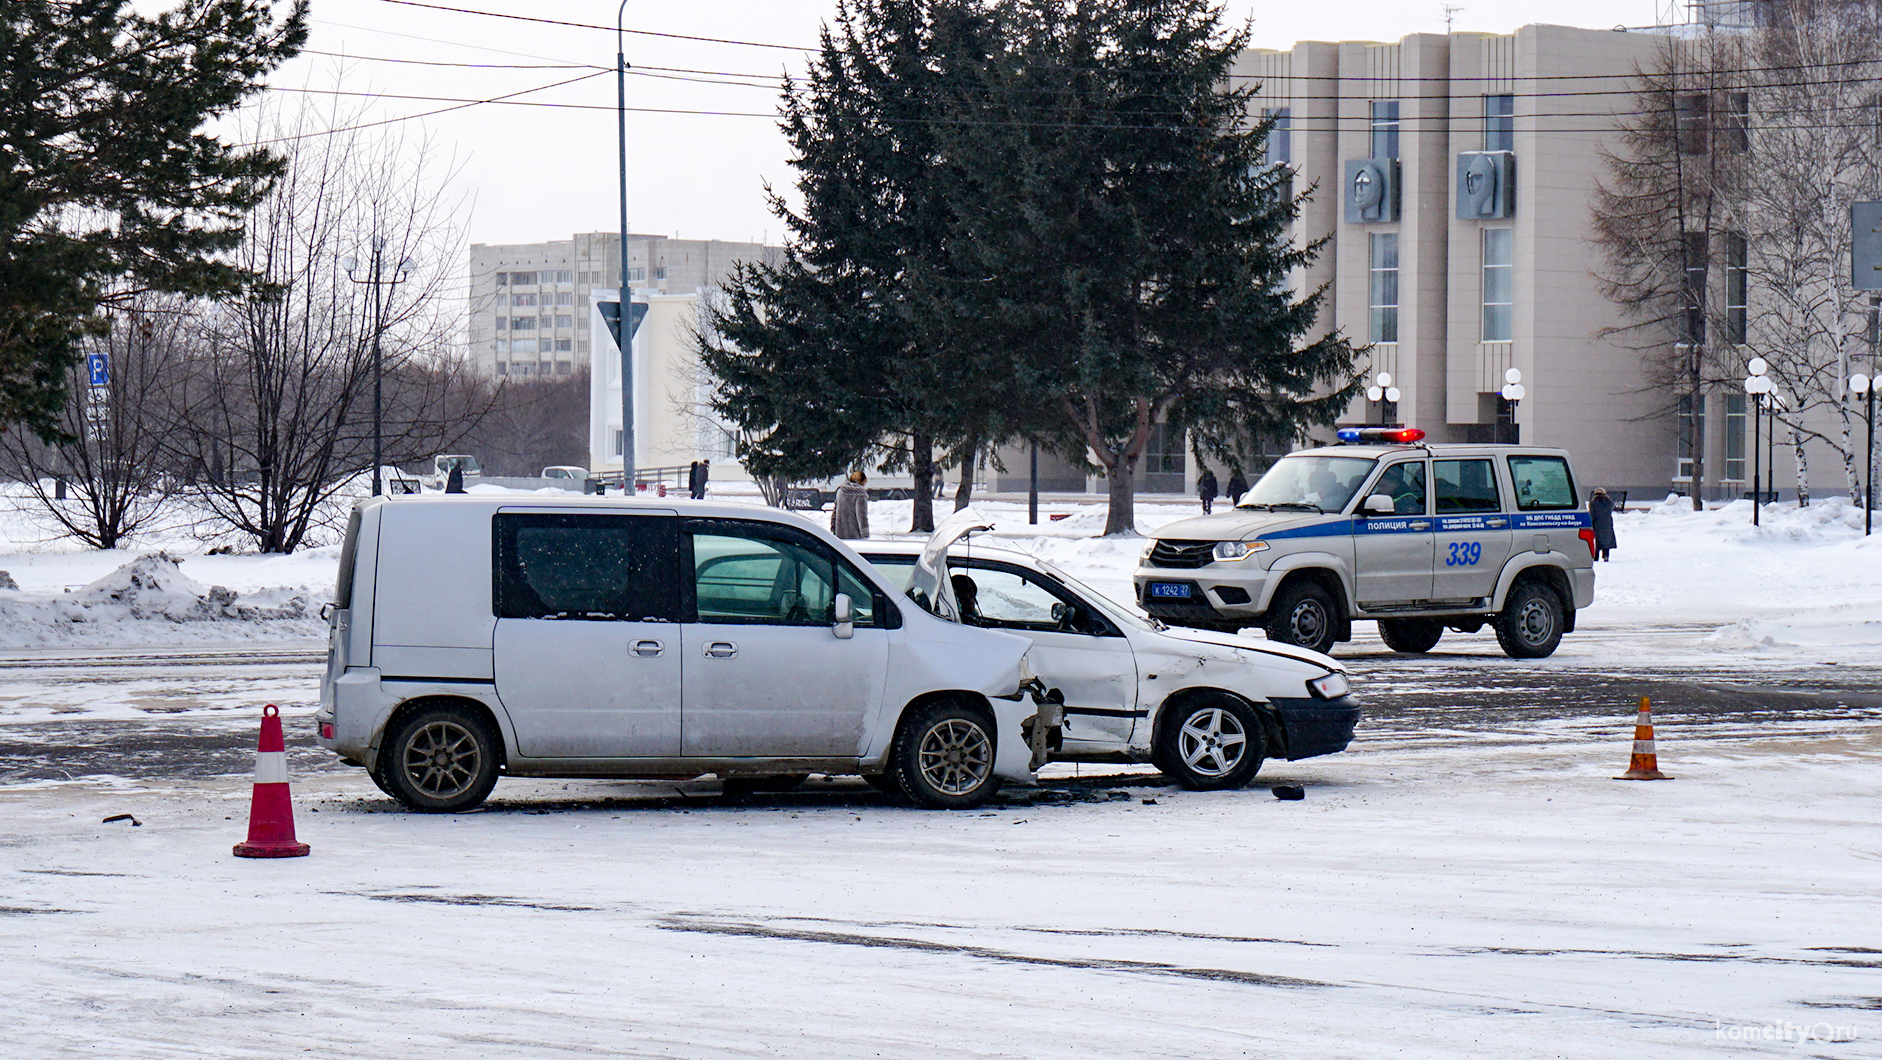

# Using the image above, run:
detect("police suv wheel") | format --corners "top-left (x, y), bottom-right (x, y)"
top-left (1156, 694), bottom-right (1266, 791)
top-left (1495, 582), bottom-right (1565, 659)
top-left (1378, 617), bottom-right (1444, 653)
top-left (378, 704), bottom-right (501, 813)
top-left (1265, 582), bottom-right (1338, 655)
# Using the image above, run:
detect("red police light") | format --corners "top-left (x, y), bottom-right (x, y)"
top-left (1337, 427), bottom-right (1426, 444)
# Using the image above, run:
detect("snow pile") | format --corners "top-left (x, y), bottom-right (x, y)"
top-left (0, 552), bottom-right (324, 648)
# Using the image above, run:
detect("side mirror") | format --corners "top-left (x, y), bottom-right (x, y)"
top-left (832, 593), bottom-right (854, 639)
top-left (1363, 494), bottom-right (1395, 516)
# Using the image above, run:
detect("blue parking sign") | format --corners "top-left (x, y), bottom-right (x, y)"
top-left (86, 353), bottom-right (109, 387)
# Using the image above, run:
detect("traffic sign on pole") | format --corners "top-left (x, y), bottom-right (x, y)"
top-left (1852, 203), bottom-right (1882, 290)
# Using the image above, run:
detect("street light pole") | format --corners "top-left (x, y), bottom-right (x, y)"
top-left (1745, 357), bottom-right (1771, 527)
top-left (1853, 372), bottom-right (1875, 536)
top-left (1499, 368), bottom-right (1525, 445)
top-left (617, 0), bottom-right (636, 492)
top-left (343, 245), bottom-right (413, 497)
top-left (1365, 372), bottom-right (1399, 427)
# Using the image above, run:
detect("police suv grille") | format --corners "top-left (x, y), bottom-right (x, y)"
top-left (1148, 540), bottom-right (1215, 568)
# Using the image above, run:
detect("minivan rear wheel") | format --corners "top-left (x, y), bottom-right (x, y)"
top-left (891, 700), bottom-right (1002, 810)
top-left (377, 704), bottom-right (500, 813)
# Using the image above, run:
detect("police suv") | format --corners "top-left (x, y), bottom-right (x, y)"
top-left (1133, 428), bottom-right (1596, 659)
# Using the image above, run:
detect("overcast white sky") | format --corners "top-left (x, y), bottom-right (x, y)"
top-left (267, 0), bottom-right (1668, 250)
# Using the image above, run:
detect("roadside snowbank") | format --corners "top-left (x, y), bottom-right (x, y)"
top-left (0, 553), bottom-right (325, 648)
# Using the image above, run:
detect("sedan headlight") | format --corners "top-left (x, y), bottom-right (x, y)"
top-left (1212, 540), bottom-right (1269, 561)
top-left (1308, 671), bottom-right (1350, 699)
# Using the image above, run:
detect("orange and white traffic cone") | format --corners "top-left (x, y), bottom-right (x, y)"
top-left (233, 704), bottom-right (311, 858)
top-left (1614, 696), bottom-right (1672, 781)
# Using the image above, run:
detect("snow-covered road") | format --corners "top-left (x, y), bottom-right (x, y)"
top-left (4, 705), bottom-right (1876, 1059)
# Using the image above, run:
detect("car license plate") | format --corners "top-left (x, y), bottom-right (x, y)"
top-left (1148, 582), bottom-right (1192, 599)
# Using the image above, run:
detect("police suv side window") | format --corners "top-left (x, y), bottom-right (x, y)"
top-left (1370, 460), bottom-right (1428, 515)
top-left (1507, 455), bottom-right (1577, 511)
top-left (1434, 459), bottom-right (1501, 513)
top-left (493, 513), bottom-right (679, 621)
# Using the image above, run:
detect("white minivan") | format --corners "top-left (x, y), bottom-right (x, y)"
top-left (315, 495), bottom-right (1045, 811)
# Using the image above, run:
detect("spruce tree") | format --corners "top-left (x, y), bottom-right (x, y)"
top-left (0, 0), bottom-right (307, 438)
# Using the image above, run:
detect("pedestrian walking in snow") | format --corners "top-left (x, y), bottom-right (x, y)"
top-left (445, 465), bottom-right (465, 494)
top-left (832, 470), bottom-right (870, 539)
top-left (1589, 488), bottom-right (1617, 561)
top-left (1227, 469), bottom-right (1249, 506)
top-left (1198, 468), bottom-right (1218, 514)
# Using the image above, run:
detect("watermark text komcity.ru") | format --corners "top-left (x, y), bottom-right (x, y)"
top-left (1714, 1019), bottom-right (1860, 1044)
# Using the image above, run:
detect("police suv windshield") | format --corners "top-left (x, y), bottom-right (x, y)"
top-left (1237, 455), bottom-right (1378, 514)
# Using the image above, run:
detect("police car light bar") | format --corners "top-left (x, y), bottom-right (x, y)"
top-left (1336, 427), bottom-right (1426, 444)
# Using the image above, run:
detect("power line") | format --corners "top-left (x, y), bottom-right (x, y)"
top-left (242, 69), bottom-right (611, 146)
top-left (372, 0), bottom-right (811, 51)
top-left (301, 47), bottom-right (597, 70)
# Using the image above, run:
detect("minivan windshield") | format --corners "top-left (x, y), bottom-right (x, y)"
top-left (1237, 455), bottom-right (1378, 514)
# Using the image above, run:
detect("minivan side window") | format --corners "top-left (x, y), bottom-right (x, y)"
top-left (493, 513), bottom-right (679, 621)
top-left (686, 519), bottom-right (892, 628)
top-left (1434, 458), bottom-right (1501, 514)
top-left (1507, 455), bottom-right (1577, 511)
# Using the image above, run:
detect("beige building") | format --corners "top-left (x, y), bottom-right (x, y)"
top-left (588, 292), bottom-right (747, 480)
top-left (466, 232), bottom-right (776, 379)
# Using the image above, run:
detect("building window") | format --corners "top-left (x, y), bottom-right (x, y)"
top-left (496, 362), bottom-right (508, 376)
top-left (556, 292), bottom-right (573, 306)
top-left (653, 266), bottom-right (667, 280)
top-left (511, 271), bottom-right (538, 286)
top-left (1724, 92), bottom-right (1750, 153)
top-left (511, 317), bottom-right (534, 331)
top-left (1724, 394), bottom-right (1746, 481)
top-left (495, 338), bottom-right (509, 353)
top-left (613, 429), bottom-right (624, 456)
top-left (515, 363), bottom-right (532, 376)
top-left (1482, 228), bottom-right (1513, 342)
top-left (512, 338), bottom-right (538, 354)
top-left (1483, 93), bottom-right (1514, 152)
top-left (555, 338), bottom-right (573, 352)
top-left (1370, 100), bottom-right (1400, 159)
top-left (555, 315), bottom-right (573, 329)
top-left (553, 269), bottom-right (573, 284)
top-left (1676, 93), bottom-right (1709, 155)
top-left (496, 272), bottom-right (509, 286)
top-left (1676, 394), bottom-right (1701, 480)
top-left (1682, 231), bottom-right (1708, 346)
top-left (1867, 294), bottom-right (1880, 348)
top-left (495, 316), bottom-right (507, 330)
top-left (1723, 233), bottom-right (1748, 344)
top-left (556, 361), bottom-right (572, 374)
top-left (630, 267), bottom-right (646, 282)
top-left (1262, 106), bottom-right (1292, 165)
top-left (1369, 232), bottom-right (1399, 343)
top-left (510, 293), bottom-right (535, 307)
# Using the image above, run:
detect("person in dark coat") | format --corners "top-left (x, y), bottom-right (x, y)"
top-left (686, 461), bottom-right (702, 499)
top-left (1226, 469), bottom-right (1249, 507)
top-left (1197, 468), bottom-right (1219, 514)
top-left (696, 458), bottom-right (710, 499)
top-left (831, 470), bottom-right (870, 539)
top-left (445, 464), bottom-right (465, 494)
top-left (1589, 487), bottom-right (1617, 561)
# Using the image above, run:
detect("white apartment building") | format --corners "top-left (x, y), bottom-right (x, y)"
top-left (466, 232), bottom-right (777, 379)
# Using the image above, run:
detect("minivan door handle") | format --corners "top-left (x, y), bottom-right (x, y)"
top-left (704, 641), bottom-right (738, 659)
top-left (632, 640), bottom-right (664, 657)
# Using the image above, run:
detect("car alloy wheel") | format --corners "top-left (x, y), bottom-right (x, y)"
top-left (891, 700), bottom-right (1003, 809)
top-left (379, 704), bottom-right (501, 812)
top-left (1157, 693), bottom-right (1266, 791)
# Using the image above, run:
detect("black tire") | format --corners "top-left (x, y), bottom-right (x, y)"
top-left (1495, 581), bottom-right (1565, 659)
top-left (889, 700), bottom-right (1003, 810)
top-left (377, 704), bottom-right (501, 812)
top-left (1378, 617), bottom-right (1444, 653)
top-left (720, 774), bottom-right (809, 797)
top-left (1264, 581), bottom-right (1340, 655)
top-left (1155, 694), bottom-right (1267, 791)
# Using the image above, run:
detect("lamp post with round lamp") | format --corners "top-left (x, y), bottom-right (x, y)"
top-left (1743, 357), bottom-right (1773, 526)
top-left (1499, 368), bottom-right (1525, 444)
top-left (1852, 372), bottom-right (1875, 536)
top-left (1365, 372), bottom-right (1400, 427)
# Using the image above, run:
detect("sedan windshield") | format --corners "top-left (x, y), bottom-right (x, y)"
top-left (1237, 455), bottom-right (1378, 514)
